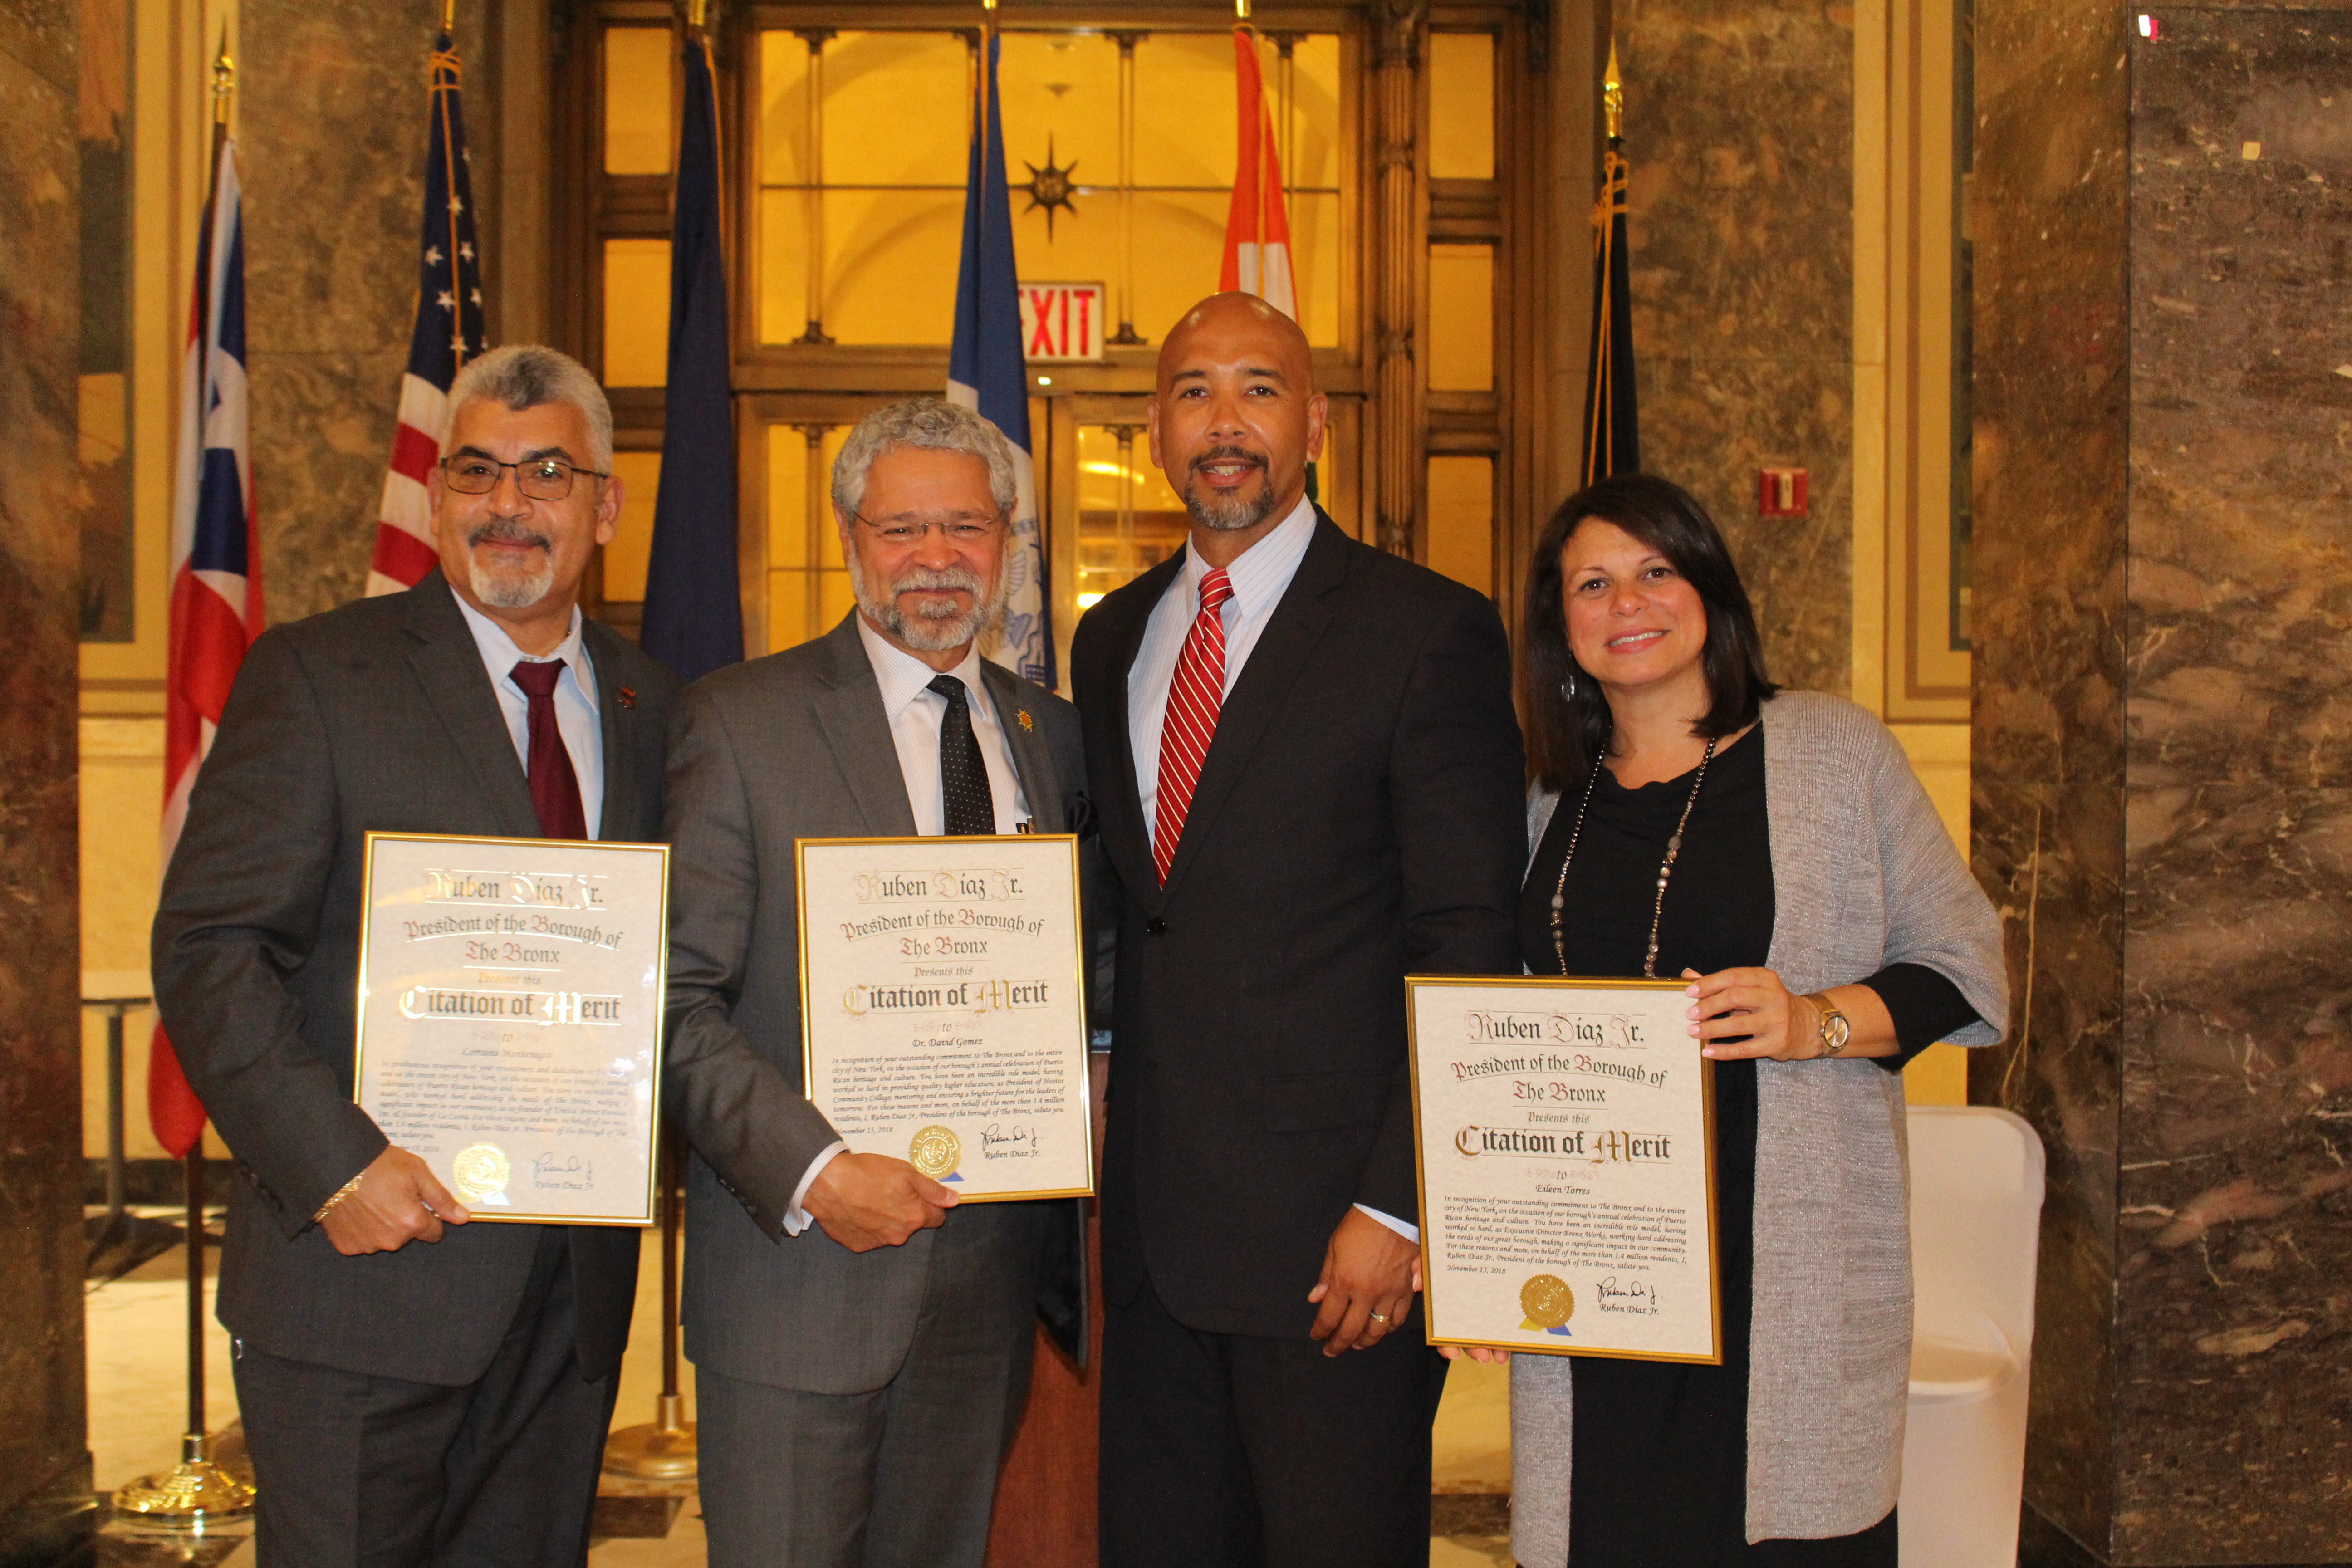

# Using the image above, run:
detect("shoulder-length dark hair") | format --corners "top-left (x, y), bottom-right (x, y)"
top-left (1519, 474), bottom-right (1778, 795)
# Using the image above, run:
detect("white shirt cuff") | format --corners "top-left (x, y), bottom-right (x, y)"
top-left (783, 1142), bottom-right (849, 1237)
top-left (1354, 1202), bottom-right (1420, 1244)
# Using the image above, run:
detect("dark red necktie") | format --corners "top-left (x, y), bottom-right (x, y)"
top-left (509, 660), bottom-right (588, 840)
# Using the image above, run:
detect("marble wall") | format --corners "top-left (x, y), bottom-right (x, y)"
top-left (1976, 2), bottom-right (2352, 1560)
top-left (242, 0), bottom-right (496, 625)
top-left (0, 0), bottom-right (94, 1557)
top-left (1620, 0), bottom-right (1855, 696)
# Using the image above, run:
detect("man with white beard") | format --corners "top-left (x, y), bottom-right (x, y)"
top-left (659, 398), bottom-right (1095, 1568)
top-left (151, 344), bottom-right (675, 1566)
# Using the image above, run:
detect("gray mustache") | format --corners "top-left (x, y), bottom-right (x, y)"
top-left (467, 520), bottom-right (552, 553)
top-left (892, 566), bottom-right (985, 600)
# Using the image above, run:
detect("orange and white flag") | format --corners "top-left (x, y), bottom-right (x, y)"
top-left (1219, 29), bottom-right (1295, 318)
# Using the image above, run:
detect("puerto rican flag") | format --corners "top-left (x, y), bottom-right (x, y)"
top-left (366, 32), bottom-right (485, 596)
top-left (155, 133), bottom-right (261, 1158)
top-left (1220, 28), bottom-right (1296, 319)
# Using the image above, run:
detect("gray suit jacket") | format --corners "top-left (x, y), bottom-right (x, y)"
top-left (662, 614), bottom-right (1094, 1394)
top-left (151, 570), bottom-right (676, 1387)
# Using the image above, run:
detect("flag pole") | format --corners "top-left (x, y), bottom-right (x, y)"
top-left (1580, 39), bottom-right (1638, 487)
top-left (602, 1138), bottom-right (697, 1479)
top-left (980, 0), bottom-right (996, 321)
top-left (608, 8), bottom-right (710, 1472)
top-left (119, 38), bottom-right (255, 1527)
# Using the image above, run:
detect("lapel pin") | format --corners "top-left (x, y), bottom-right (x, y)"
top-left (618, 686), bottom-right (637, 709)
top-left (1018, 709), bottom-right (1034, 731)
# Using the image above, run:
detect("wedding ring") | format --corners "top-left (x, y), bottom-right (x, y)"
top-left (1368, 1310), bottom-right (1390, 1324)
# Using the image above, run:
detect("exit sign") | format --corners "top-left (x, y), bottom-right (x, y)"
top-left (1020, 282), bottom-right (1107, 363)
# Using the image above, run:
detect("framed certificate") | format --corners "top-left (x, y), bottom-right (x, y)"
top-left (352, 832), bottom-right (670, 1226)
top-left (1407, 975), bottom-right (1721, 1362)
top-left (796, 835), bottom-right (1094, 1201)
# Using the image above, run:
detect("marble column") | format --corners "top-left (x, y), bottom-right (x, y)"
top-left (0, 4), bottom-right (94, 1562)
top-left (240, 0), bottom-right (497, 625)
top-left (1620, 0), bottom-right (1856, 694)
top-left (1975, 4), bottom-right (2352, 1561)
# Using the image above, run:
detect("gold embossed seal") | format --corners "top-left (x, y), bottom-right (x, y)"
top-left (908, 1125), bottom-right (961, 1179)
top-left (1519, 1273), bottom-right (1575, 1330)
top-left (452, 1143), bottom-right (511, 1202)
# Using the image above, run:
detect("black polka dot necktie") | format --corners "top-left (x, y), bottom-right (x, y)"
top-left (929, 674), bottom-right (997, 837)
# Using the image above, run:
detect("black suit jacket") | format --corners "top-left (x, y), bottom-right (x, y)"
top-left (152, 570), bottom-right (677, 1386)
top-left (1072, 513), bottom-right (1525, 1337)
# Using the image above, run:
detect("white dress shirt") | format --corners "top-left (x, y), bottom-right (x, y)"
top-left (1122, 497), bottom-right (1420, 1245)
top-left (452, 594), bottom-right (604, 838)
top-left (858, 618), bottom-right (1033, 835)
top-left (1127, 494), bottom-right (1317, 832)
top-left (784, 620), bottom-right (1037, 1235)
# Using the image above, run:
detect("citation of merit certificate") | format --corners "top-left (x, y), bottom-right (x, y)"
top-left (351, 833), bottom-right (670, 1226)
top-left (796, 835), bottom-right (1094, 1202)
top-left (1406, 975), bottom-right (1721, 1362)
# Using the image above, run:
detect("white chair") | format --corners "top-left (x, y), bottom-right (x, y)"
top-left (1898, 1105), bottom-right (2046, 1568)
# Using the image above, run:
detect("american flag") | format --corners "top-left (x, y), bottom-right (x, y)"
top-left (155, 132), bottom-right (261, 1158)
top-left (367, 31), bottom-right (485, 596)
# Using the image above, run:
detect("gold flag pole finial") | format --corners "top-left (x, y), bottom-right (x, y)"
top-left (1236, 0), bottom-right (1252, 20)
top-left (687, 0), bottom-right (708, 34)
top-left (211, 39), bottom-right (235, 126)
top-left (1602, 39), bottom-right (1623, 141)
top-left (441, 0), bottom-right (455, 34)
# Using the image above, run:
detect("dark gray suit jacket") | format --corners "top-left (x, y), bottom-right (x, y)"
top-left (662, 614), bottom-right (1093, 1395)
top-left (151, 570), bottom-right (676, 1386)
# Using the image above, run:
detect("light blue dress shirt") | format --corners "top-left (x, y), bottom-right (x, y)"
top-left (451, 594), bottom-right (603, 839)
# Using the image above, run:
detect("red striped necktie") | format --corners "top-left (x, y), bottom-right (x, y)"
top-left (1152, 568), bottom-right (1234, 884)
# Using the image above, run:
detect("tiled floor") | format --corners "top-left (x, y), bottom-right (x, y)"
top-left (87, 1225), bottom-right (1517, 1565)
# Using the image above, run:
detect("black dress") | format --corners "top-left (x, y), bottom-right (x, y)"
top-left (1515, 730), bottom-right (1975, 1567)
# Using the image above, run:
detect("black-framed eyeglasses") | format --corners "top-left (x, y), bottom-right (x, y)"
top-left (440, 455), bottom-right (608, 501)
top-left (852, 512), bottom-right (1004, 546)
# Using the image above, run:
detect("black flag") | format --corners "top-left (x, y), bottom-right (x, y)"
top-left (1580, 44), bottom-right (1639, 485)
top-left (641, 25), bottom-right (744, 683)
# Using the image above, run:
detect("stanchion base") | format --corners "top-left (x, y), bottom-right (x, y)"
top-left (115, 1441), bottom-right (256, 1524)
top-left (603, 1421), bottom-right (698, 1481)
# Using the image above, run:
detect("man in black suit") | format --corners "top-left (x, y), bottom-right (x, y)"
top-left (1073, 294), bottom-right (1526, 1568)
top-left (152, 345), bottom-right (676, 1567)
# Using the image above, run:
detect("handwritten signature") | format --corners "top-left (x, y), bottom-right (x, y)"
top-left (1595, 1276), bottom-right (1660, 1314)
top-left (531, 1152), bottom-right (594, 1189)
top-left (980, 1123), bottom-right (1040, 1159)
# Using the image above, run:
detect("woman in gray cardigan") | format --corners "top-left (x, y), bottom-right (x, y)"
top-left (1488, 475), bottom-right (2007, 1567)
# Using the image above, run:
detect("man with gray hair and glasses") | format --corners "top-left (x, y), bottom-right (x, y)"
top-left (661, 396), bottom-right (1094, 1567)
top-left (152, 344), bottom-right (676, 1565)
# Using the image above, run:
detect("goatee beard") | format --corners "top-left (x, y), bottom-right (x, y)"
top-left (466, 521), bottom-right (557, 609)
top-left (1183, 446), bottom-right (1279, 533)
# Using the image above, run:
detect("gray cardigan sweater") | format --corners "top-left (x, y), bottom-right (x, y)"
top-left (1508, 690), bottom-right (2008, 1562)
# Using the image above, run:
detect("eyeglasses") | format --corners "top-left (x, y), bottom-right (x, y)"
top-left (852, 513), bottom-right (1004, 546)
top-left (440, 455), bottom-right (608, 501)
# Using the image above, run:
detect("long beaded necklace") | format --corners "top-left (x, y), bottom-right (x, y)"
top-left (1548, 734), bottom-right (1719, 979)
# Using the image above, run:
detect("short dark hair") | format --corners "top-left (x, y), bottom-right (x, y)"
top-left (1519, 474), bottom-right (1778, 795)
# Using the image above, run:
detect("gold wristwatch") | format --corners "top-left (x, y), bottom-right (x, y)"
top-left (1805, 993), bottom-right (1851, 1058)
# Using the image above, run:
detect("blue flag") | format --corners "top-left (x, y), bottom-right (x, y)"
top-left (641, 34), bottom-right (743, 685)
top-left (948, 34), bottom-right (1050, 689)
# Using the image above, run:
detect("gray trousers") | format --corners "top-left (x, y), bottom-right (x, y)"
top-left (696, 1202), bottom-right (1044, 1568)
top-left (230, 1227), bottom-right (618, 1568)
